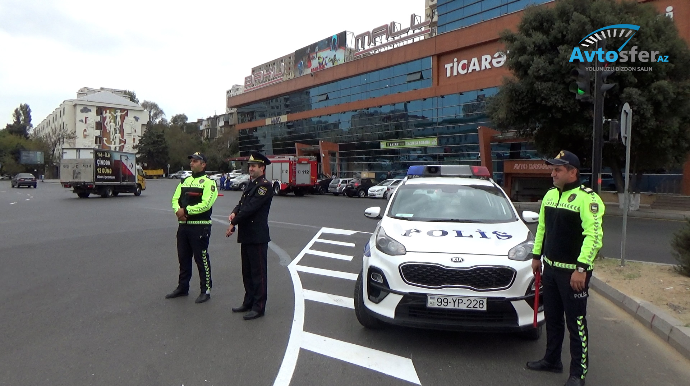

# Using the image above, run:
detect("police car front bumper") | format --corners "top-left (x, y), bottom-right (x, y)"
top-left (361, 247), bottom-right (544, 332)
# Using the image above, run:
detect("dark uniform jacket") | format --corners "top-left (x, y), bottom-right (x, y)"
top-left (231, 175), bottom-right (273, 244)
top-left (171, 172), bottom-right (218, 224)
top-left (533, 180), bottom-right (605, 271)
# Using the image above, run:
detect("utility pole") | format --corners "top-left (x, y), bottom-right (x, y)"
top-left (591, 41), bottom-right (603, 193)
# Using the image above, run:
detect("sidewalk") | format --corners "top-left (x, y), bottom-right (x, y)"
top-left (515, 200), bottom-right (690, 361)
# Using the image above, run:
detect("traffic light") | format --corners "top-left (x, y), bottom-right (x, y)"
top-left (605, 119), bottom-right (620, 143)
top-left (569, 62), bottom-right (592, 101)
top-left (599, 66), bottom-right (616, 95)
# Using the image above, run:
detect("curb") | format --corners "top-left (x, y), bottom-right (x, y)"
top-left (590, 274), bottom-right (690, 361)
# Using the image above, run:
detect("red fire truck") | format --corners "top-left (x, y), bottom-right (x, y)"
top-left (264, 155), bottom-right (318, 196)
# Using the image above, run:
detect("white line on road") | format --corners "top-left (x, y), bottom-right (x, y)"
top-left (304, 249), bottom-right (353, 261)
top-left (303, 289), bottom-right (354, 309)
top-left (301, 332), bottom-right (421, 385)
top-left (314, 239), bottom-right (356, 247)
top-left (295, 266), bottom-right (358, 281)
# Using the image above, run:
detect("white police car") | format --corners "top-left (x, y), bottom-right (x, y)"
top-left (355, 165), bottom-right (544, 339)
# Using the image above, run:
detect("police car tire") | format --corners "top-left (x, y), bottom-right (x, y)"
top-left (358, 189), bottom-right (366, 198)
top-left (354, 272), bottom-right (384, 329)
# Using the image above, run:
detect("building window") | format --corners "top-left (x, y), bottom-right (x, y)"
top-left (95, 136), bottom-right (102, 145)
top-left (406, 72), bottom-right (424, 82)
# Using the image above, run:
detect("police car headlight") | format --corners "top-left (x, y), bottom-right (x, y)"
top-left (375, 227), bottom-right (406, 256)
top-left (508, 241), bottom-right (534, 261)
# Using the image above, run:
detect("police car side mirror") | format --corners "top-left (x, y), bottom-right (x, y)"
top-left (364, 207), bottom-right (382, 219)
top-left (522, 210), bottom-right (539, 223)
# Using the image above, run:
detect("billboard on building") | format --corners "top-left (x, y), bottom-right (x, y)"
top-left (293, 31), bottom-right (350, 77)
top-left (20, 150), bottom-right (44, 164)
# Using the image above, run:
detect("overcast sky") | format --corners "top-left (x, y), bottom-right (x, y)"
top-left (0, 0), bottom-right (425, 128)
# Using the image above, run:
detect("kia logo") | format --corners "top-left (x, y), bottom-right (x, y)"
top-left (451, 257), bottom-right (464, 263)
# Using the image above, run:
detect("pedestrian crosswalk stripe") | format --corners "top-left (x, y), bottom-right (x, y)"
top-left (301, 332), bottom-right (421, 385)
top-left (303, 289), bottom-right (354, 309)
top-left (305, 249), bottom-right (353, 261)
top-left (295, 265), bottom-right (358, 281)
top-left (314, 239), bottom-right (356, 247)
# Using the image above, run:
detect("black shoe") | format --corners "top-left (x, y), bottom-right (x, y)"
top-left (232, 305), bottom-right (251, 313)
top-left (195, 293), bottom-right (210, 303)
top-left (525, 359), bottom-right (563, 373)
top-left (243, 310), bottom-right (264, 320)
top-left (564, 376), bottom-right (585, 386)
top-left (165, 288), bottom-right (189, 299)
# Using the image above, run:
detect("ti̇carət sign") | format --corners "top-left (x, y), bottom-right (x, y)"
top-left (380, 137), bottom-right (437, 149)
top-left (355, 14), bottom-right (431, 58)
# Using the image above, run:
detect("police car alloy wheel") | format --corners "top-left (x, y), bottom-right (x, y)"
top-left (355, 165), bottom-right (543, 338)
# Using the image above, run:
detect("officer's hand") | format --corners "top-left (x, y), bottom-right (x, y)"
top-left (225, 225), bottom-right (235, 237)
top-left (570, 271), bottom-right (587, 292)
top-left (531, 259), bottom-right (542, 276)
top-left (228, 212), bottom-right (236, 222)
top-left (176, 208), bottom-right (187, 220)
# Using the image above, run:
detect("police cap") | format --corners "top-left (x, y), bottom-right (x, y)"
top-left (545, 150), bottom-right (580, 169)
top-left (247, 152), bottom-right (271, 165)
top-left (188, 152), bottom-right (207, 163)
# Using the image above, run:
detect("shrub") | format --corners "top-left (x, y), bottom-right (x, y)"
top-left (670, 218), bottom-right (690, 277)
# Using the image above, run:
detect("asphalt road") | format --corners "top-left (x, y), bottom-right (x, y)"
top-left (1, 179), bottom-right (689, 386)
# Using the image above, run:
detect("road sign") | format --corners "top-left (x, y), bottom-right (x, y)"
top-left (620, 103), bottom-right (632, 266)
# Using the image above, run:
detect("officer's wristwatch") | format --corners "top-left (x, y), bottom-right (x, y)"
top-left (577, 267), bottom-right (586, 273)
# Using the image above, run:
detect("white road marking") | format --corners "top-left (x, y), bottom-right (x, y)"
top-left (301, 332), bottom-right (421, 385)
top-left (304, 249), bottom-right (353, 261)
top-left (295, 266), bottom-right (357, 281)
top-left (314, 239), bottom-right (355, 247)
top-left (303, 289), bottom-right (354, 309)
top-left (274, 227), bottom-right (421, 386)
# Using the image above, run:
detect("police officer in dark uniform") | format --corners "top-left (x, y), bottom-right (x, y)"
top-left (226, 152), bottom-right (274, 320)
top-left (166, 152), bottom-right (218, 303)
top-left (527, 150), bottom-right (605, 386)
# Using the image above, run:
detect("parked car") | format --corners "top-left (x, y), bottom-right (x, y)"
top-left (229, 174), bottom-right (250, 190)
top-left (313, 174), bottom-right (333, 194)
top-left (11, 173), bottom-right (37, 188)
top-left (328, 178), bottom-right (353, 196)
top-left (0, 174), bottom-right (10, 180)
top-left (367, 179), bottom-right (403, 199)
top-left (344, 178), bottom-right (379, 198)
top-left (169, 170), bottom-right (191, 179)
top-left (228, 169), bottom-right (243, 178)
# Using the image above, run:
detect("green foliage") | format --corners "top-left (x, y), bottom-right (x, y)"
top-left (0, 129), bottom-right (45, 174)
top-left (123, 90), bottom-right (139, 104)
top-left (671, 218), bottom-right (690, 277)
top-left (4, 103), bottom-right (32, 138)
top-left (135, 125), bottom-right (169, 169)
top-left (170, 114), bottom-right (188, 126)
top-left (141, 101), bottom-right (165, 124)
top-left (487, 0), bottom-right (690, 178)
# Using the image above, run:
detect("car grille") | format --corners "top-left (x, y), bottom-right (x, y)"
top-left (399, 263), bottom-right (515, 291)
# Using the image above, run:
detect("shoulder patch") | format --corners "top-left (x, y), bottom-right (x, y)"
top-left (580, 186), bottom-right (594, 193)
top-left (568, 193), bottom-right (577, 202)
top-left (258, 186), bottom-right (267, 196)
top-left (199, 179), bottom-right (205, 184)
top-left (590, 202), bottom-right (600, 214)
top-left (211, 185), bottom-right (216, 192)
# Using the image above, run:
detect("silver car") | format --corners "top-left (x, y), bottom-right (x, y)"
top-left (328, 178), bottom-right (352, 196)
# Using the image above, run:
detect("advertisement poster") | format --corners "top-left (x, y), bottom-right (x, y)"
top-left (294, 31), bottom-right (348, 77)
top-left (94, 150), bottom-right (136, 183)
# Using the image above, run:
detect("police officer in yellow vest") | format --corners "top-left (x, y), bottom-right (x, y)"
top-left (166, 152), bottom-right (218, 303)
top-left (527, 150), bottom-right (604, 386)
top-left (226, 152), bottom-right (274, 320)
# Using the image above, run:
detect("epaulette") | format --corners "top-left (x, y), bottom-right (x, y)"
top-left (548, 186), bottom-right (557, 190)
top-left (580, 185), bottom-right (594, 194)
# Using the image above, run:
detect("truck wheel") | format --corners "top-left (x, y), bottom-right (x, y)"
top-left (358, 189), bottom-right (367, 198)
top-left (100, 187), bottom-right (113, 198)
top-left (77, 192), bottom-right (90, 198)
top-left (273, 183), bottom-right (281, 195)
top-left (134, 185), bottom-right (142, 196)
top-left (294, 189), bottom-right (305, 196)
top-left (354, 272), bottom-right (384, 329)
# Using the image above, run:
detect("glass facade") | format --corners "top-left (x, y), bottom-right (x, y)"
top-left (437, 0), bottom-right (552, 34)
top-left (237, 58), bottom-right (432, 124)
top-left (238, 86), bottom-right (537, 179)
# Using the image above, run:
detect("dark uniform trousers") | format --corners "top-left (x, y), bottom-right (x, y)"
top-left (176, 224), bottom-right (212, 293)
top-left (542, 263), bottom-right (592, 379)
top-left (241, 243), bottom-right (268, 313)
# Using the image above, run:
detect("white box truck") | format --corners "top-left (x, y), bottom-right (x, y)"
top-left (60, 148), bottom-right (146, 198)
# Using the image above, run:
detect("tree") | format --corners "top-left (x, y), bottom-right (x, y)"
top-left (4, 103), bottom-right (32, 138)
top-left (30, 124), bottom-right (76, 167)
top-left (170, 114), bottom-right (188, 126)
top-left (487, 0), bottom-right (690, 192)
top-left (164, 124), bottom-right (202, 171)
top-left (135, 124), bottom-right (169, 170)
top-left (123, 90), bottom-right (139, 104)
top-left (141, 100), bottom-right (165, 125)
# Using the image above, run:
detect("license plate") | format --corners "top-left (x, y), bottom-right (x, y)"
top-left (427, 295), bottom-right (487, 311)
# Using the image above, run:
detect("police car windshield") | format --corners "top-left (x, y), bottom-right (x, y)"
top-left (387, 184), bottom-right (516, 223)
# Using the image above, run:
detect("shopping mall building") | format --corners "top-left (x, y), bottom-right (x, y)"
top-left (227, 0), bottom-right (689, 198)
